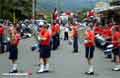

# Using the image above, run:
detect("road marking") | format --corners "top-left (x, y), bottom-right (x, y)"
top-left (1, 73), bottom-right (28, 76)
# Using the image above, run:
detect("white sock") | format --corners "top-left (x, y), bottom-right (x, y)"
top-left (38, 64), bottom-right (44, 71)
top-left (13, 64), bottom-right (17, 70)
top-left (89, 65), bottom-right (94, 72)
top-left (45, 64), bottom-right (49, 70)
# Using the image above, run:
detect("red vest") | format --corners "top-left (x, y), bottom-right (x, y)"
top-left (84, 31), bottom-right (95, 47)
top-left (0, 27), bottom-right (4, 36)
top-left (15, 33), bottom-right (21, 46)
top-left (112, 32), bottom-right (120, 47)
top-left (39, 30), bottom-right (51, 46)
top-left (55, 24), bottom-right (60, 33)
top-left (72, 26), bottom-right (78, 38)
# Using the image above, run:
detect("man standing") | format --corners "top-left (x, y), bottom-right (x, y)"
top-left (37, 24), bottom-right (51, 73)
top-left (9, 25), bottom-right (21, 73)
top-left (0, 24), bottom-right (4, 53)
top-left (84, 26), bottom-right (95, 75)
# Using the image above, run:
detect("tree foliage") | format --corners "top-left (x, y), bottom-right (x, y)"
top-left (0, 0), bottom-right (32, 21)
top-left (110, 1), bottom-right (120, 6)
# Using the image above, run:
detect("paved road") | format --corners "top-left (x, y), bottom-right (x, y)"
top-left (0, 38), bottom-right (120, 78)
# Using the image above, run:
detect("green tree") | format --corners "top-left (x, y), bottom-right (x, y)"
top-left (0, 0), bottom-right (32, 21)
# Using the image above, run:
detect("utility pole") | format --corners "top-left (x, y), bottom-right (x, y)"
top-left (60, 0), bottom-right (64, 11)
top-left (32, 0), bottom-right (35, 23)
top-left (13, 11), bottom-right (16, 24)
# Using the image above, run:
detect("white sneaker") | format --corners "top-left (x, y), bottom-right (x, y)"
top-left (85, 66), bottom-right (94, 75)
top-left (37, 65), bottom-right (44, 73)
top-left (44, 64), bottom-right (49, 72)
top-left (85, 71), bottom-right (94, 75)
top-left (112, 65), bottom-right (120, 71)
top-left (113, 67), bottom-right (120, 71)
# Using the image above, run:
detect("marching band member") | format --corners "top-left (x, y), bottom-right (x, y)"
top-left (70, 23), bottom-right (79, 53)
top-left (55, 21), bottom-right (60, 48)
top-left (9, 24), bottom-right (21, 73)
top-left (112, 26), bottom-right (120, 71)
top-left (37, 24), bottom-right (51, 73)
top-left (103, 26), bottom-right (112, 58)
top-left (51, 22), bottom-right (58, 50)
top-left (84, 26), bottom-right (95, 75)
top-left (0, 24), bottom-right (4, 53)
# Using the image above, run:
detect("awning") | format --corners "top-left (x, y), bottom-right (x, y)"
top-left (94, 6), bottom-right (120, 13)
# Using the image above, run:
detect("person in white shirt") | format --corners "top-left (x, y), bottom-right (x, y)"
top-left (64, 26), bottom-right (69, 40)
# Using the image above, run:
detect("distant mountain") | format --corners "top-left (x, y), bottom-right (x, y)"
top-left (36, 0), bottom-right (109, 11)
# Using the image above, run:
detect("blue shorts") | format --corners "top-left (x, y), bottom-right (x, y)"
top-left (39, 45), bottom-right (51, 58)
top-left (9, 45), bottom-right (18, 60)
top-left (85, 46), bottom-right (95, 59)
top-left (113, 48), bottom-right (120, 56)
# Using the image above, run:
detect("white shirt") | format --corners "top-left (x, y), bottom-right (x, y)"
top-left (65, 27), bottom-right (69, 32)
